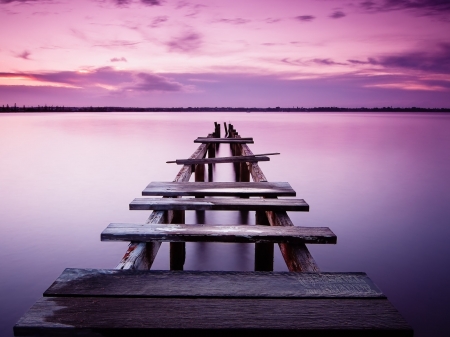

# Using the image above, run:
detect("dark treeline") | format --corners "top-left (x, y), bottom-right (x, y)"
top-left (1, 104), bottom-right (450, 113)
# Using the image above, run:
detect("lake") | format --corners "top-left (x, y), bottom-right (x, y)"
top-left (1, 112), bottom-right (449, 336)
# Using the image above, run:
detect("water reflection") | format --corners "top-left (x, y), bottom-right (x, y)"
top-left (0, 112), bottom-right (449, 336)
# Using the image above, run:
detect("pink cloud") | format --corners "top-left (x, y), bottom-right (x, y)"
top-left (166, 32), bottom-right (202, 53)
top-left (16, 50), bottom-right (31, 60)
top-left (110, 57), bottom-right (127, 62)
top-left (295, 15), bottom-right (315, 22)
top-left (0, 67), bottom-right (187, 92)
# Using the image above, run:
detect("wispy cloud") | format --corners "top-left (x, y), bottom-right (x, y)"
top-left (216, 18), bottom-right (251, 25)
top-left (70, 28), bottom-right (142, 49)
top-left (0, 67), bottom-right (188, 92)
top-left (16, 50), bottom-right (31, 60)
top-left (312, 58), bottom-right (347, 66)
top-left (175, 1), bottom-right (205, 17)
top-left (359, 0), bottom-right (450, 16)
top-left (130, 73), bottom-right (183, 91)
top-left (330, 10), bottom-right (346, 19)
top-left (110, 57), bottom-right (127, 62)
top-left (350, 44), bottom-right (450, 74)
top-left (109, 0), bottom-right (162, 7)
top-left (149, 15), bottom-right (168, 28)
top-left (373, 43), bottom-right (450, 74)
top-left (0, 0), bottom-right (51, 3)
top-left (281, 57), bottom-right (347, 66)
top-left (265, 17), bottom-right (281, 23)
top-left (295, 15), bottom-right (315, 22)
top-left (166, 31), bottom-right (202, 53)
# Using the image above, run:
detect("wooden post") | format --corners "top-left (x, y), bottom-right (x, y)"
top-left (208, 143), bottom-right (215, 158)
top-left (195, 164), bottom-right (205, 182)
top-left (214, 122), bottom-right (220, 138)
top-left (170, 210), bottom-right (185, 270)
top-left (208, 141), bottom-right (215, 182)
top-left (224, 122), bottom-right (228, 137)
top-left (254, 211), bottom-right (274, 271)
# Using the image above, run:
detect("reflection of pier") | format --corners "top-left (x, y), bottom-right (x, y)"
top-left (14, 123), bottom-right (413, 336)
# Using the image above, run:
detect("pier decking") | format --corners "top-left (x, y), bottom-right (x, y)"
top-left (14, 123), bottom-right (413, 336)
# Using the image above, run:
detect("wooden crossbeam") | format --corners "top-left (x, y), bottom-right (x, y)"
top-left (101, 224), bottom-right (336, 244)
top-left (142, 182), bottom-right (296, 197)
top-left (44, 269), bottom-right (384, 299)
top-left (166, 155), bottom-right (270, 165)
top-left (130, 197), bottom-right (309, 212)
top-left (194, 138), bottom-right (254, 144)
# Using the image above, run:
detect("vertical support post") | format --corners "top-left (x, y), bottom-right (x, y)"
top-left (224, 122), bottom-right (228, 137)
top-left (170, 210), bottom-right (186, 270)
top-left (214, 122), bottom-right (220, 138)
top-left (240, 144), bottom-right (250, 182)
top-left (195, 164), bottom-right (205, 182)
top-left (254, 211), bottom-right (274, 271)
top-left (208, 143), bottom-right (215, 158)
top-left (208, 142), bottom-right (215, 182)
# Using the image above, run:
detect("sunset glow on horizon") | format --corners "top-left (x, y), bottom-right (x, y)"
top-left (1, 0), bottom-right (449, 107)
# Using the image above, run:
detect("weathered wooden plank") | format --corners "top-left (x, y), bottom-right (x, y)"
top-left (238, 135), bottom-right (319, 272)
top-left (44, 269), bottom-right (385, 299)
top-left (198, 137), bottom-right (253, 140)
top-left (130, 197), bottom-right (309, 212)
top-left (116, 133), bottom-right (212, 270)
top-left (195, 137), bottom-right (253, 144)
top-left (15, 297), bottom-right (412, 336)
top-left (168, 155), bottom-right (270, 165)
top-left (102, 224), bottom-right (336, 244)
top-left (142, 181), bottom-right (296, 197)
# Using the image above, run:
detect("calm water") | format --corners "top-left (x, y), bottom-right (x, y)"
top-left (1, 112), bottom-right (449, 336)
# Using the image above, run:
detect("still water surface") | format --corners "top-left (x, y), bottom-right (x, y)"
top-left (1, 112), bottom-right (449, 336)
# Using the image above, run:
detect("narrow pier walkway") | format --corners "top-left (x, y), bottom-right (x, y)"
top-left (14, 123), bottom-right (413, 336)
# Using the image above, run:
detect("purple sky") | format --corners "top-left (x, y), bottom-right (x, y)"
top-left (1, 0), bottom-right (450, 107)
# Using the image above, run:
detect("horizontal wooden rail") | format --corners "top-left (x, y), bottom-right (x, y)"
top-left (102, 223), bottom-right (336, 244)
top-left (130, 197), bottom-right (309, 212)
top-left (194, 138), bottom-right (254, 144)
top-left (142, 181), bottom-right (296, 197)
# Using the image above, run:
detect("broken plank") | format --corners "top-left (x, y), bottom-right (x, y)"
top-left (15, 297), bottom-right (412, 336)
top-left (44, 269), bottom-right (384, 299)
top-left (101, 224), bottom-right (336, 244)
top-left (142, 182), bottom-right (296, 197)
top-left (168, 155), bottom-right (270, 165)
top-left (130, 197), bottom-right (309, 212)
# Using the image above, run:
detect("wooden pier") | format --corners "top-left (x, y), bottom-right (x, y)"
top-left (14, 123), bottom-right (413, 336)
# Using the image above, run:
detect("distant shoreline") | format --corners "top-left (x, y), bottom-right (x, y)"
top-left (1, 106), bottom-right (450, 113)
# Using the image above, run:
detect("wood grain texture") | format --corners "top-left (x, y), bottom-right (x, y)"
top-left (237, 134), bottom-right (319, 272)
top-left (142, 181), bottom-right (296, 197)
top-left (170, 155), bottom-right (270, 165)
top-left (102, 223), bottom-right (336, 244)
top-left (130, 197), bottom-right (309, 212)
top-left (44, 269), bottom-right (385, 299)
top-left (15, 297), bottom-right (412, 336)
top-left (116, 133), bottom-right (212, 270)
